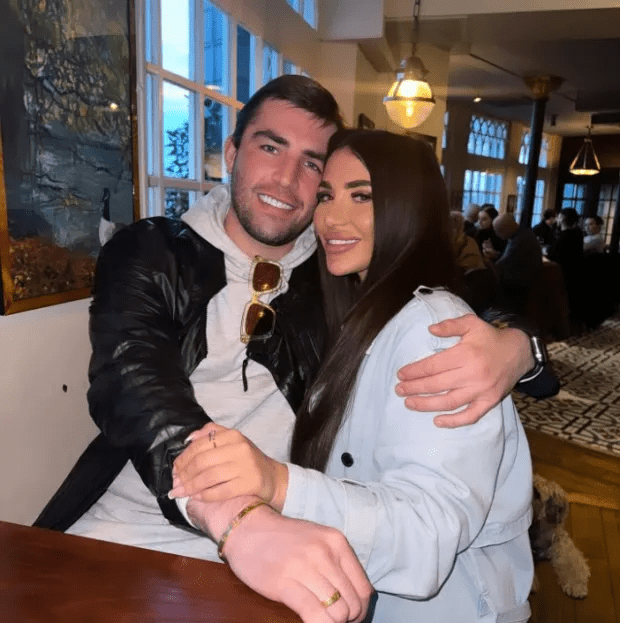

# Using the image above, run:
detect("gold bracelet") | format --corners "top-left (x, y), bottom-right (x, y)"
top-left (217, 501), bottom-right (271, 561)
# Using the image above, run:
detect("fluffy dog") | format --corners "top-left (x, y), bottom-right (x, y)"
top-left (529, 474), bottom-right (590, 599)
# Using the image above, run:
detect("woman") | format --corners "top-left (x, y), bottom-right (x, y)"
top-left (173, 130), bottom-right (533, 622)
top-left (476, 203), bottom-right (506, 258)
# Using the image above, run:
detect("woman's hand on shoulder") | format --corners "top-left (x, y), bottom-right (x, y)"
top-left (169, 422), bottom-right (289, 511)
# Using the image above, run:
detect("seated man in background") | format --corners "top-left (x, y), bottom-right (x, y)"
top-left (583, 215), bottom-right (605, 254)
top-left (547, 207), bottom-right (584, 325)
top-left (532, 209), bottom-right (558, 249)
top-left (463, 203), bottom-right (480, 238)
top-left (492, 213), bottom-right (543, 315)
top-left (450, 211), bottom-right (487, 274)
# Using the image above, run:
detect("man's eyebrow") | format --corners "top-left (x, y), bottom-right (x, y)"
top-left (252, 129), bottom-right (326, 162)
top-left (318, 180), bottom-right (332, 189)
top-left (252, 129), bottom-right (288, 145)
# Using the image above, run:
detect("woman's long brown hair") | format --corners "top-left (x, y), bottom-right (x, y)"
top-left (290, 129), bottom-right (457, 471)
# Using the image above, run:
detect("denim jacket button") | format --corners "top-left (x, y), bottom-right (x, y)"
top-left (341, 452), bottom-right (354, 467)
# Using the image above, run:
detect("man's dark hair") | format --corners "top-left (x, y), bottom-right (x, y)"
top-left (561, 207), bottom-right (579, 228)
top-left (482, 205), bottom-right (499, 221)
top-left (231, 75), bottom-right (344, 148)
top-left (543, 209), bottom-right (556, 220)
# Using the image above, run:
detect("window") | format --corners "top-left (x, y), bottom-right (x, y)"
top-left (286, 0), bottom-right (317, 28)
top-left (283, 59), bottom-right (297, 75)
top-left (441, 110), bottom-right (449, 150)
top-left (561, 183), bottom-right (587, 215)
top-left (515, 177), bottom-right (545, 224)
top-left (462, 170), bottom-right (503, 209)
top-left (262, 43), bottom-right (279, 85)
top-left (597, 184), bottom-right (618, 245)
top-left (467, 115), bottom-right (508, 159)
top-left (518, 131), bottom-right (549, 167)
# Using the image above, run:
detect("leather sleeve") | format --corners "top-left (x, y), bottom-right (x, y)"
top-left (480, 307), bottom-right (560, 399)
top-left (87, 219), bottom-right (212, 528)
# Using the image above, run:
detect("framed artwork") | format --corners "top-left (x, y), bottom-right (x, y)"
top-left (357, 113), bottom-right (375, 130)
top-left (0, 0), bottom-right (138, 314)
top-left (506, 194), bottom-right (517, 214)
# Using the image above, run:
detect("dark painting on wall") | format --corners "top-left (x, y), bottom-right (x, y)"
top-left (0, 0), bottom-right (138, 314)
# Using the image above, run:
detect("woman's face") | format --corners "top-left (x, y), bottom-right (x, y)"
top-left (478, 210), bottom-right (492, 230)
top-left (314, 148), bottom-right (374, 281)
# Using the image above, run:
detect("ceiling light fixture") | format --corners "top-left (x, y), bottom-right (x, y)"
top-left (383, 0), bottom-right (435, 129)
top-left (473, 96), bottom-right (482, 103)
top-left (569, 124), bottom-right (601, 176)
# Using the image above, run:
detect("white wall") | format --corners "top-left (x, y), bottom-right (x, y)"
top-left (0, 299), bottom-right (97, 525)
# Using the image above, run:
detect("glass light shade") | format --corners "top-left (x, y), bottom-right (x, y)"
top-left (569, 137), bottom-right (601, 176)
top-left (383, 56), bottom-right (435, 129)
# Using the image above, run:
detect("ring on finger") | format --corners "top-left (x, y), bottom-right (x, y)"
top-left (321, 590), bottom-right (341, 608)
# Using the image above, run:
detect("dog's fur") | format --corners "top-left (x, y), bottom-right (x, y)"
top-left (529, 474), bottom-right (590, 599)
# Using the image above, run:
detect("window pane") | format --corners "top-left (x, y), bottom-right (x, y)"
top-left (204, 97), bottom-right (229, 183)
top-left (303, 0), bottom-right (316, 27)
top-left (145, 0), bottom-right (153, 63)
top-left (283, 59), bottom-right (296, 75)
top-left (287, 0), bottom-right (300, 10)
top-left (163, 82), bottom-right (191, 179)
top-left (165, 188), bottom-right (191, 219)
top-left (236, 26), bottom-right (254, 104)
top-left (204, 0), bottom-right (229, 94)
top-left (146, 74), bottom-right (156, 176)
top-left (162, 0), bottom-right (190, 78)
top-left (263, 43), bottom-right (279, 85)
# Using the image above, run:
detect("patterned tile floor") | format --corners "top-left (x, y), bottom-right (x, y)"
top-left (513, 314), bottom-right (620, 457)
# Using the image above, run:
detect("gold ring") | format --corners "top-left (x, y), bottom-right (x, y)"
top-left (321, 590), bottom-right (341, 608)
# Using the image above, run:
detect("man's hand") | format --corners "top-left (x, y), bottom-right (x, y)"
top-left (170, 423), bottom-right (289, 511)
top-left (395, 314), bottom-right (533, 428)
top-left (187, 497), bottom-right (373, 623)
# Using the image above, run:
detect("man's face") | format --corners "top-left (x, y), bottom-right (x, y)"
top-left (585, 218), bottom-right (600, 235)
top-left (224, 99), bottom-right (337, 260)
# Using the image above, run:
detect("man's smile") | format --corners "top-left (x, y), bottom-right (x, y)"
top-left (258, 193), bottom-right (295, 211)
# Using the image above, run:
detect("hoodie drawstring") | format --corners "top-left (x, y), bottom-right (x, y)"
top-left (242, 357), bottom-right (249, 392)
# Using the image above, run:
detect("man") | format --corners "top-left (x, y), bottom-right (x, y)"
top-left (583, 215), bottom-right (605, 254)
top-left (463, 203), bottom-right (480, 237)
top-left (547, 207), bottom-right (584, 324)
top-left (532, 209), bottom-right (558, 248)
top-left (492, 213), bottom-right (543, 314)
top-left (35, 76), bottom-right (544, 622)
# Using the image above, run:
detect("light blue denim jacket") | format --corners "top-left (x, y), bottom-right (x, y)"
top-left (283, 287), bottom-right (533, 622)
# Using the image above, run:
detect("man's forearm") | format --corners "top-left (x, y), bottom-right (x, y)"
top-left (186, 495), bottom-right (262, 542)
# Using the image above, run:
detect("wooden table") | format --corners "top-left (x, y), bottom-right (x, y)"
top-left (0, 520), bottom-right (301, 622)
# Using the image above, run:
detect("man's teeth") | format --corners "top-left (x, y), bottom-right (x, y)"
top-left (328, 239), bottom-right (357, 245)
top-left (259, 194), bottom-right (294, 211)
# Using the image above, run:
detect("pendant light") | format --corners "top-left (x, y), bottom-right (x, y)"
top-left (383, 0), bottom-right (435, 129)
top-left (569, 125), bottom-right (601, 176)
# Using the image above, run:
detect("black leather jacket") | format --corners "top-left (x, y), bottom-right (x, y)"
top-left (34, 217), bottom-right (326, 532)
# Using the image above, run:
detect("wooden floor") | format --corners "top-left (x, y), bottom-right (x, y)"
top-left (527, 429), bottom-right (620, 623)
